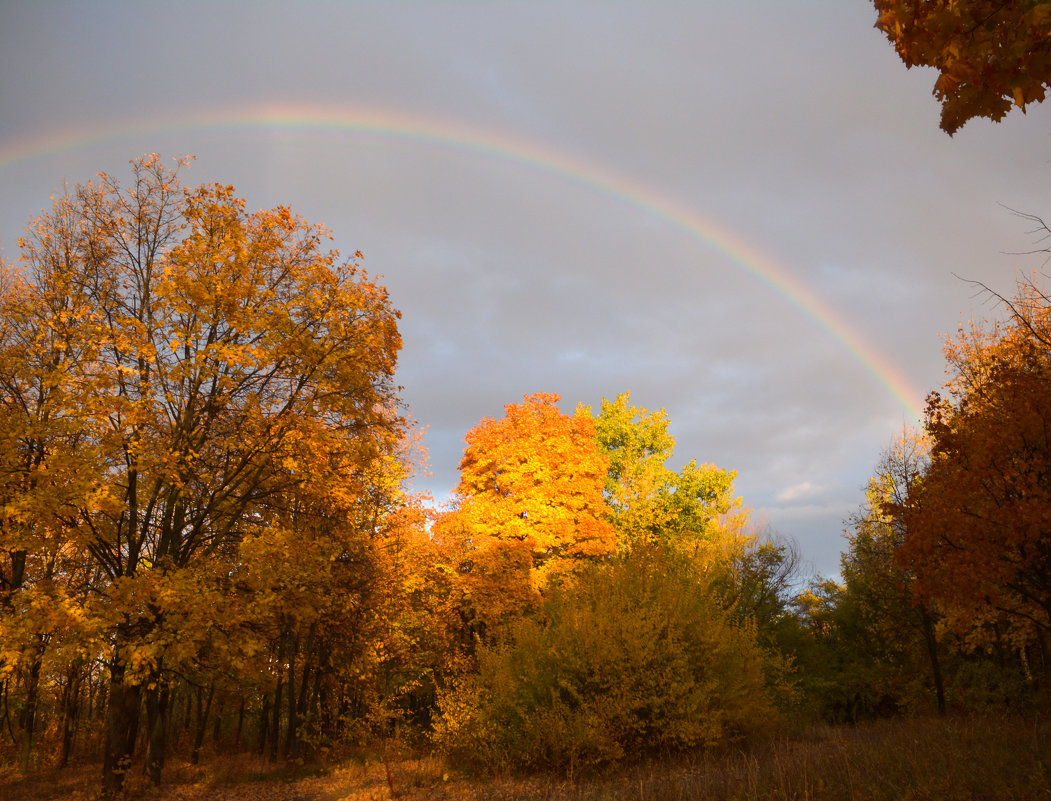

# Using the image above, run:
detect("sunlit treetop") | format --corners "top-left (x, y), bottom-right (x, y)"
top-left (577, 392), bottom-right (745, 552)
top-left (447, 392), bottom-right (616, 594)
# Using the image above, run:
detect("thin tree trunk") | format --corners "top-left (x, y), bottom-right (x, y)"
top-left (284, 630), bottom-right (298, 761)
top-left (59, 658), bottom-right (84, 768)
top-left (296, 625), bottom-right (316, 732)
top-left (257, 692), bottom-right (271, 756)
top-left (919, 604), bottom-right (946, 715)
top-left (87, 664), bottom-right (101, 724)
top-left (182, 682), bottom-right (192, 744)
top-left (212, 696), bottom-right (224, 749)
top-left (269, 677), bottom-right (284, 764)
top-left (1034, 626), bottom-right (1050, 691)
top-left (314, 640), bottom-right (332, 739)
top-left (18, 640), bottom-right (44, 773)
top-left (91, 667), bottom-right (107, 755)
top-left (234, 694), bottom-right (245, 750)
top-left (191, 682), bottom-right (214, 765)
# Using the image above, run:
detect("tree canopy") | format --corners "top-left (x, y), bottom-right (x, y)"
top-left (872, 0), bottom-right (1051, 134)
top-left (0, 155), bottom-right (406, 792)
top-left (900, 281), bottom-right (1051, 645)
top-left (434, 393), bottom-right (616, 629)
top-left (578, 392), bottom-right (744, 553)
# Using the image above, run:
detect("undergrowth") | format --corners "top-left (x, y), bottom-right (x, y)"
top-left (1, 713), bottom-right (1046, 800)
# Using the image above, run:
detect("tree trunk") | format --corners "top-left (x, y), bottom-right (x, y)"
top-left (234, 694), bottom-right (245, 750)
top-left (191, 681), bottom-right (214, 765)
top-left (2, 679), bottom-right (15, 746)
top-left (296, 625), bottom-right (316, 737)
top-left (102, 659), bottom-right (142, 797)
top-left (268, 677), bottom-right (284, 763)
top-left (314, 640), bottom-right (332, 740)
top-left (17, 640), bottom-right (43, 773)
top-left (178, 682), bottom-right (192, 748)
top-left (59, 658), bottom-right (84, 768)
top-left (212, 696), bottom-right (225, 749)
top-left (145, 676), bottom-right (170, 785)
top-left (1034, 626), bottom-right (1050, 692)
top-left (255, 689), bottom-right (269, 752)
top-left (919, 604), bottom-right (946, 716)
top-left (284, 629), bottom-right (298, 761)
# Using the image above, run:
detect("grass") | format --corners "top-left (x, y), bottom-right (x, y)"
top-left (1, 713), bottom-right (1047, 800)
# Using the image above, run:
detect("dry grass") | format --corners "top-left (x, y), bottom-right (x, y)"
top-left (1, 713), bottom-right (1047, 801)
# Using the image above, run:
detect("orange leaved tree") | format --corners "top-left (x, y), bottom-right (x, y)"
top-left (435, 393), bottom-right (616, 632)
top-left (900, 281), bottom-right (1051, 684)
top-left (871, 0), bottom-right (1051, 134)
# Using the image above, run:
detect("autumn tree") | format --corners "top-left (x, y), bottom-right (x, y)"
top-left (0, 249), bottom-right (107, 772)
top-left (577, 393), bottom-right (805, 641)
top-left (844, 427), bottom-right (946, 715)
top-left (235, 429), bottom-right (443, 760)
top-left (900, 280), bottom-right (1051, 687)
top-left (718, 526), bottom-right (801, 647)
top-left (0, 156), bottom-right (404, 793)
top-left (432, 393), bottom-right (791, 769)
top-left (435, 393), bottom-right (615, 632)
top-left (871, 0), bottom-right (1051, 134)
top-left (577, 392), bottom-right (744, 553)
top-left (236, 449), bottom-right (415, 762)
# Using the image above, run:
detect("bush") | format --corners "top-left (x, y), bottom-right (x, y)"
top-left (432, 546), bottom-right (783, 771)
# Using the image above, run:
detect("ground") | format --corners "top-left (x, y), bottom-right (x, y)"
top-left (2, 714), bottom-right (1047, 801)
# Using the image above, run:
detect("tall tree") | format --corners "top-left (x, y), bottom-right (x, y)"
top-left (900, 280), bottom-right (1051, 686)
top-left (2, 156), bottom-right (404, 793)
top-left (871, 0), bottom-right (1051, 134)
top-left (0, 243), bottom-right (107, 772)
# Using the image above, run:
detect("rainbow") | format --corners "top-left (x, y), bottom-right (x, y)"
top-left (0, 102), bottom-right (925, 420)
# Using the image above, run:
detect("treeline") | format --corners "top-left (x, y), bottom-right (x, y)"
top-left (1, 158), bottom-right (1048, 795)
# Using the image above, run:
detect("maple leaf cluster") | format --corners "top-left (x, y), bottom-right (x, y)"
top-left (872, 0), bottom-right (1051, 134)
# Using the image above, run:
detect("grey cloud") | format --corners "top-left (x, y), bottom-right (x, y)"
top-left (4, 1), bottom-right (1051, 579)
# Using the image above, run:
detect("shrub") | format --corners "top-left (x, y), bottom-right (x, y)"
top-left (432, 546), bottom-right (783, 771)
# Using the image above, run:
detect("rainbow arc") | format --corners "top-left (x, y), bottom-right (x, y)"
top-left (0, 103), bottom-right (925, 420)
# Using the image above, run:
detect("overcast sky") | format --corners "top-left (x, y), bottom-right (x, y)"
top-left (3, 1), bottom-right (1050, 577)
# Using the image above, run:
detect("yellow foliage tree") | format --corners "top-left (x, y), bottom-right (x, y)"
top-left (1, 155), bottom-right (405, 793)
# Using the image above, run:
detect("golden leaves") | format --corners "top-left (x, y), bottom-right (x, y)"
top-left (1, 155), bottom-right (411, 776)
top-left (435, 393), bottom-right (616, 626)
